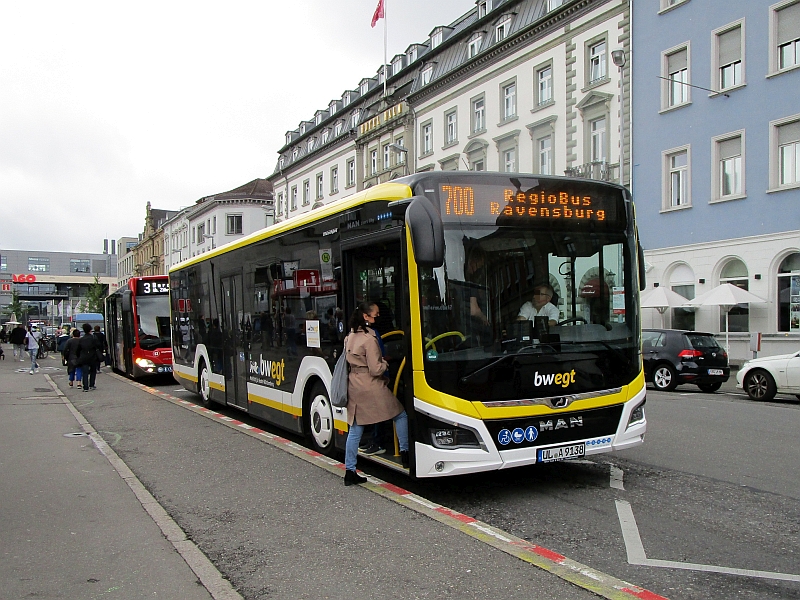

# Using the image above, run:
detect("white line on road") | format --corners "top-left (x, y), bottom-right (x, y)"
top-left (610, 465), bottom-right (625, 490)
top-left (615, 500), bottom-right (800, 583)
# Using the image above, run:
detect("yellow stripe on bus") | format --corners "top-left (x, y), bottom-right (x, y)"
top-left (173, 370), bottom-right (198, 383)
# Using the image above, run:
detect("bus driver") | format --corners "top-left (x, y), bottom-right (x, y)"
top-left (517, 283), bottom-right (559, 327)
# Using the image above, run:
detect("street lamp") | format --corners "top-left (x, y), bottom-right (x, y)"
top-left (611, 49), bottom-right (626, 186)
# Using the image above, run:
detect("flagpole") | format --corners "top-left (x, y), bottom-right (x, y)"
top-left (383, 0), bottom-right (388, 97)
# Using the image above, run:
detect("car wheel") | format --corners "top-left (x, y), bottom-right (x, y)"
top-left (697, 382), bottom-right (722, 393)
top-left (652, 363), bottom-right (678, 392)
top-left (198, 361), bottom-right (214, 408)
top-left (743, 369), bottom-right (776, 402)
top-left (306, 382), bottom-right (337, 457)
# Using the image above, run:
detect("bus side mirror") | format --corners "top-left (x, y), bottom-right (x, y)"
top-left (122, 290), bottom-right (132, 312)
top-left (404, 196), bottom-right (444, 268)
top-left (637, 240), bottom-right (646, 291)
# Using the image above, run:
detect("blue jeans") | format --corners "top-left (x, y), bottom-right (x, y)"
top-left (69, 365), bottom-right (83, 382)
top-left (345, 411), bottom-right (409, 471)
top-left (29, 349), bottom-right (39, 371)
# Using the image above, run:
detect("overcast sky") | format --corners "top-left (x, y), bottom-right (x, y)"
top-left (1, 0), bottom-right (467, 255)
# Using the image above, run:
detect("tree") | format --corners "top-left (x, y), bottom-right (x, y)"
top-left (86, 275), bottom-right (107, 315)
top-left (4, 290), bottom-right (23, 320)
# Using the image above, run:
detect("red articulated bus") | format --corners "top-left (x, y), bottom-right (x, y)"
top-left (105, 276), bottom-right (173, 378)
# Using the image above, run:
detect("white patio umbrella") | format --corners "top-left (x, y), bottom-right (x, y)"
top-left (640, 286), bottom-right (689, 327)
top-left (682, 283), bottom-right (767, 351)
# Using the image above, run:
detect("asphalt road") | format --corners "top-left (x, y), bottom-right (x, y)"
top-left (141, 375), bottom-right (800, 600)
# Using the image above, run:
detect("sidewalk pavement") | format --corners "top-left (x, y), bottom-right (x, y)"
top-left (0, 347), bottom-right (219, 599)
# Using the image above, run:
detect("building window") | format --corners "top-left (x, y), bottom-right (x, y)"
top-left (383, 144), bottom-right (390, 170)
top-left (472, 95), bottom-right (485, 133)
top-left (503, 149), bottom-right (516, 172)
top-left (539, 136), bottom-right (553, 175)
top-left (347, 159), bottom-right (356, 187)
top-left (445, 109), bottom-right (458, 144)
top-left (495, 17), bottom-right (511, 42)
top-left (663, 146), bottom-right (691, 208)
top-left (322, 130), bottom-right (330, 145)
top-left (421, 65), bottom-right (433, 86)
top-left (392, 56), bottom-right (404, 75)
top-left (495, 132), bottom-right (519, 174)
top-left (502, 80), bottom-right (516, 120)
top-left (478, 0), bottom-right (491, 18)
top-left (331, 167), bottom-right (339, 193)
top-left (663, 46), bottom-right (689, 108)
top-left (316, 173), bottom-right (324, 199)
top-left (70, 259), bottom-right (91, 273)
top-left (537, 65), bottom-right (553, 105)
top-left (408, 46), bottom-right (418, 63)
top-left (292, 148), bottom-right (299, 160)
top-left (547, 0), bottom-right (564, 11)
top-left (335, 121), bottom-right (343, 137)
top-left (472, 159), bottom-right (485, 171)
top-left (588, 40), bottom-right (607, 84)
top-left (468, 34), bottom-right (483, 58)
top-left (291, 186), bottom-right (298, 210)
top-left (777, 252), bottom-right (800, 331)
top-left (775, 1), bottom-right (800, 71)
top-left (197, 223), bottom-right (205, 242)
top-left (421, 121), bottom-right (433, 155)
top-left (775, 118), bottom-right (800, 186)
top-left (279, 157), bottom-right (285, 169)
top-left (28, 257), bottom-right (50, 272)
top-left (714, 133), bottom-right (744, 199)
top-left (360, 80), bottom-right (370, 95)
top-left (370, 149), bottom-right (378, 174)
top-left (431, 28), bottom-right (443, 48)
top-left (226, 214), bottom-right (243, 235)
top-left (351, 111), bottom-right (360, 129)
top-left (307, 138), bottom-right (315, 153)
top-left (672, 284), bottom-right (695, 330)
top-left (590, 117), bottom-right (607, 162)
top-left (395, 137), bottom-right (405, 164)
top-left (277, 192), bottom-right (284, 216)
top-left (303, 180), bottom-right (310, 205)
top-left (719, 260), bottom-right (750, 332)
top-left (714, 23), bottom-right (744, 91)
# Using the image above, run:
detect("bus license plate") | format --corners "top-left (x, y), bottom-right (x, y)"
top-left (537, 443), bottom-right (585, 463)
top-left (159, 366), bottom-right (173, 373)
top-left (708, 369), bottom-right (723, 375)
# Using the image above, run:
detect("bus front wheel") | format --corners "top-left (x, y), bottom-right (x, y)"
top-left (307, 382), bottom-right (337, 457)
top-left (198, 361), bottom-right (213, 407)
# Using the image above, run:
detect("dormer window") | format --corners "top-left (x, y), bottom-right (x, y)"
top-left (430, 27), bottom-right (443, 49)
top-left (343, 91), bottom-right (352, 106)
top-left (477, 1), bottom-right (492, 18)
top-left (286, 132), bottom-right (293, 145)
top-left (292, 148), bottom-right (299, 159)
top-left (496, 16), bottom-right (511, 42)
top-left (408, 46), bottom-right (418, 63)
top-left (360, 80), bottom-right (370, 95)
top-left (322, 129), bottom-right (330, 145)
top-left (378, 68), bottom-right (385, 84)
top-left (468, 33), bottom-right (483, 58)
top-left (546, 0), bottom-right (563, 11)
top-left (421, 64), bottom-right (434, 85)
top-left (315, 112), bottom-right (323, 126)
top-left (301, 123), bottom-right (307, 134)
top-left (392, 56), bottom-right (404, 75)
top-left (351, 110), bottom-right (360, 128)
top-left (279, 157), bottom-right (285, 169)
top-left (329, 100), bottom-right (338, 114)
top-left (308, 138), bottom-right (315, 153)
top-left (335, 121), bottom-right (343, 136)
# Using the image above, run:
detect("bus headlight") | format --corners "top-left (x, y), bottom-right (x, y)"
top-left (430, 426), bottom-right (481, 449)
top-left (627, 398), bottom-right (646, 427)
top-left (135, 358), bottom-right (156, 368)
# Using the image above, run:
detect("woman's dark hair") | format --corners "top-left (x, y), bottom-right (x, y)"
top-left (348, 301), bottom-right (375, 334)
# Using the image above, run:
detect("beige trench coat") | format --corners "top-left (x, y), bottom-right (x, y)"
top-left (345, 329), bottom-right (403, 426)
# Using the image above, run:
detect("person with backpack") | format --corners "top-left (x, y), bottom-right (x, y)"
top-left (77, 323), bottom-right (101, 391)
top-left (24, 325), bottom-right (41, 374)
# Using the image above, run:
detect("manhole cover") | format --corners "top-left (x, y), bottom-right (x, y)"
top-left (63, 432), bottom-right (88, 438)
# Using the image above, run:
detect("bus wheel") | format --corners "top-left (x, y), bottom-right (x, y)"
top-left (307, 383), bottom-right (336, 457)
top-left (198, 361), bottom-right (213, 407)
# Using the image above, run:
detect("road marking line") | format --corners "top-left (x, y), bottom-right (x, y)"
top-left (616, 500), bottom-right (800, 583)
top-left (610, 465), bottom-right (625, 490)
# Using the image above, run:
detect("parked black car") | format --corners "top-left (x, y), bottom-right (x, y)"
top-left (642, 329), bottom-right (730, 392)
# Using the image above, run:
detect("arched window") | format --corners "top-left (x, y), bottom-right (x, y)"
top-left (719, 259), bottom-right (749, 332)
top-left (778, 252), bottom-right (800, 332)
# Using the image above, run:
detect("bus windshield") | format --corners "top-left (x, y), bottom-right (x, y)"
top-left (136, 296), bottom-right (171, 350)
top-left (418, 224), bottom-right (639, 402)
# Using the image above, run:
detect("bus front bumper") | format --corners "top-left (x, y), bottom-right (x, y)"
top-left (413, 389), bottom-right (646, 478)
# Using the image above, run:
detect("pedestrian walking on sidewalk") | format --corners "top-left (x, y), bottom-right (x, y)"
top-left (9, 323), bottom-right (26, 361)
top-left (63, 329), bottom-right (83, 387)
top-left (343, 302), bottom-right (409, 486)
top-left (24, 325), bottom-right (40, 374)
top-left (77, 323), bottom-right (100, 391)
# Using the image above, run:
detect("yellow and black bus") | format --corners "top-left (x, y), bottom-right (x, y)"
top-left (170, 172), bottom-right (647, 478)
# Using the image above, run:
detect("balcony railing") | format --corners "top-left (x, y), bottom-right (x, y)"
top-left (564, 161), bottom-right (617, 182)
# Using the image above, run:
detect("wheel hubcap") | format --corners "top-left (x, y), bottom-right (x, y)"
top-left (655, 368), bottom-right (671, 388)
top-left (309, 394), bottom-right (332, 448)
top-left (749, 375), bottom-right (766, 398)
top-left (200, 369), bottom-right (210, 401)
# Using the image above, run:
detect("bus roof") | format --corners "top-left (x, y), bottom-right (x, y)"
top-left (169, 181), bottom-right (413, 272)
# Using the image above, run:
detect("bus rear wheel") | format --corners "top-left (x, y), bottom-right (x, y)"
top-left (198, 361), bottom-right (213, 407)
top-left (307, 382), bottom-right (336, 457)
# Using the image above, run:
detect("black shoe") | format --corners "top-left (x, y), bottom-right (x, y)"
top-left (400, 450), bottom-right (409, 469)
top-left (344, 470), bottom-right (367, 486)
top-left (360, 443), bottom-right (385, 456)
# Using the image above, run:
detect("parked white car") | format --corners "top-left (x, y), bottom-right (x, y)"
top-left (736, 350), bottom-right (800, 401)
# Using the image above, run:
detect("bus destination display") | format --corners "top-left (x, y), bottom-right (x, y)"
top-left (441, 183), bottom-right (622, 226)
top-left (137, 280), bottom-right (170, 295)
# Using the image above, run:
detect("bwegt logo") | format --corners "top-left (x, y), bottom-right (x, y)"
top-left (249, 355), bottom-right (285, 387)
top-left (534, 370), bottom-right (576, 389)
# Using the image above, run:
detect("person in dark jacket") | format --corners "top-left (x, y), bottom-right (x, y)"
top-left (9, 324), bottom-right (27, 361)
top-left (93, 325), bottom-right (108, 369)
top-left (63, 329), bottom-right (83, 387)
top-left (77, 323), bottom-right (100, 391)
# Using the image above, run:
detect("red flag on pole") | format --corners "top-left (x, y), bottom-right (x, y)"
top-left (371, 0), bottom-right (384, 28)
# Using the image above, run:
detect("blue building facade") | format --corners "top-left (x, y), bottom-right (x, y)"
top-left (632, 0), bottom-right (800, 359)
